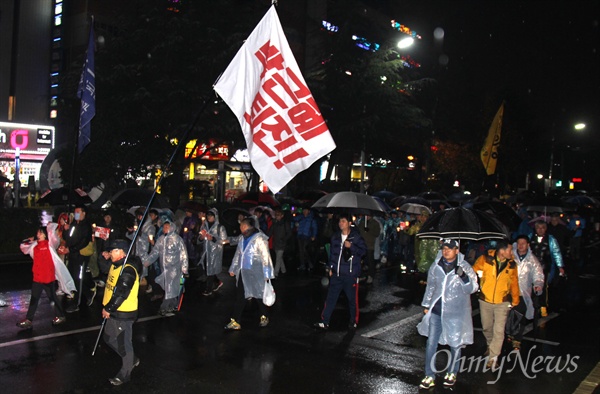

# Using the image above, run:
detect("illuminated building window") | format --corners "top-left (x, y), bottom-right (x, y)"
top-left (55, 4), bottom-right (62, 15)
top-left (50, 109), bottom-right (58, 118)
top-left (55, 16), bottom-right (62, 26)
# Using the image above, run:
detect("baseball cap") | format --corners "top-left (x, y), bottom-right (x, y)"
top-left (441, 239), bottom-right (459, 249)
top-left (108, 239), bottom-right (130, 252)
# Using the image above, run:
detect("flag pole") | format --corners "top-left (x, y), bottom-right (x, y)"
top-left (91, 95), bottom-right (212, 355)
top-left (69, 15), bottom-right (95, 211)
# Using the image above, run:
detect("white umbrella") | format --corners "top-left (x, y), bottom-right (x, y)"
top-left (399, 203), bottom-right (431, 216)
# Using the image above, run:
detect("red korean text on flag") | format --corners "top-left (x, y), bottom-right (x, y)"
top-left (214, 6), bottom-right (336, 193)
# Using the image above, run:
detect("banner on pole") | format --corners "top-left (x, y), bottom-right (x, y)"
top-left (480, 103), bottom-right (504, 176)
top-left (214, 6), bottom-right (336, 193)
top-left (77, 21), bottom-right (96, 154)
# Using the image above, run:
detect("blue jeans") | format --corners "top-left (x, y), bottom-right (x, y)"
top-left (425, 313), bottom-right (462, 377)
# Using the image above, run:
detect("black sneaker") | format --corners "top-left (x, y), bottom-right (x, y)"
top-left (214, 281), bottom-right (224, 292)
top-left (313, 322), bottom-right (329, 330)
top-left (348, 322), bottom-right (357, 330)
top-left (66, 305), bottom-right (79, 313)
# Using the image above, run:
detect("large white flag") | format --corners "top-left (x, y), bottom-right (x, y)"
top-left (214, 5), bottom-right (336, 193)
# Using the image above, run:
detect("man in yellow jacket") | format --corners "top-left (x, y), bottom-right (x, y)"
top-left (473, 239), bottom-right (520, 369)
top-left (101, 239), bottom-right (141, 386)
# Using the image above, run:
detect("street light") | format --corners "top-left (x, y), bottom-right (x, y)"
top-left (397, 37), bottom-right (414, 49)
top-left (574, 123), bottom-right (586, 131)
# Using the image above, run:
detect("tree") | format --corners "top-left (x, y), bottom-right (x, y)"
top-left (305, 0), bottom-right (435, 190)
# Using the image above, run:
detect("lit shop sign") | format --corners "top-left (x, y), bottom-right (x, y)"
top-left (185, 139), bottom-right (229, 161)
top-left (0, 121), bottom-right (55, 158)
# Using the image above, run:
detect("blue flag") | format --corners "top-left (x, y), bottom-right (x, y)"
top-left (77, 22), bottom-right (96, 154)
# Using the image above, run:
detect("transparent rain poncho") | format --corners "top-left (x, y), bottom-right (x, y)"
top-left (200, 209), bottom-right (228, 276)
top-left (146, 222), bottom-right (188, 299)
top-left (417, 252), bottom-right (479, 348)
top-left (512, 245), bottom-right (545, 319)
top-left (229, 230), bottom-right (274, 299)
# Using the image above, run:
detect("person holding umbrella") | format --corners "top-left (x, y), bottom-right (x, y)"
top-left (417, 239), bottom-right (478, 389)
top-left (314, 214), bottom-right (367, 330)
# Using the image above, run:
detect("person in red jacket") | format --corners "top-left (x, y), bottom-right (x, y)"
top-left (17, 227), bottom-right (66, 329)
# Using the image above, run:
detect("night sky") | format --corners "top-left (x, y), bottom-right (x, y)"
top-left (361, 0), bottom-right (599, 183)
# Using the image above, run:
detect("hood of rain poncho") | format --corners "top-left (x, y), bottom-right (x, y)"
top-left (417, 252), bottom-right (479, 348)
top-left (200, 208), bottom-right (228, 276)
top-left (228, 230), bottom-right (274, 299)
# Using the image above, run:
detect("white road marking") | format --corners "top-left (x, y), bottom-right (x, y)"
top-left (361, 312), bottom-right (422, 338)
top-left (0, 314), bottom-right (165, 349)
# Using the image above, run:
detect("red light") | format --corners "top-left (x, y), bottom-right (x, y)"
top-left (572, 178), bottom-right (582, 183)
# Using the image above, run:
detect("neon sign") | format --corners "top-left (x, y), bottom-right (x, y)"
top-left (0, 121), bottom-right (55, 159)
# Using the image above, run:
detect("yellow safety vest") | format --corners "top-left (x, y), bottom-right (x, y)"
top-left (102, 263), bottom-right (139, 312)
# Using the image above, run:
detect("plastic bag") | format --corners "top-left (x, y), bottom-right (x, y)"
top-left (263, 280), bottom-right (276, 306)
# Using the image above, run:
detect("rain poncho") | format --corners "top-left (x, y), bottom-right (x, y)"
top-left (417, 253), bottom-right (479, 348)
top-left (126, 217), bottom-right (155, 258)
top-left (512, 244), bottom-right (545, 319)
top-left (20, 223), bottom-right (76, 294)
top-left (229, 228), bottom-right (274, 299)
top-left (382, 214), bottom-right (402, 256)
top-left (416, 238), bottom-right (440, 273)
top-left (200, 209), bottom-right (228, 276)
top-left (146, 222), bottom-right (188, 299)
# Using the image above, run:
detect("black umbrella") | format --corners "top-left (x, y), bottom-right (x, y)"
top-left (395, 196), bottom-right (429, 207)
top-left (470, 201), bottom-right (521, 233)
top-left (373, 190), bottom-right (399, 204)
top-left (311, 191), bottom-right (385, 216)
top-left (108, 188), bottom-right (170, 208)
top-left (526, 196), bottom-right (565, 214)
top-left (220, 207), bottom-right (252, 237)
top-left (417, 207), bottom-right (509, 240)
top-left (37, 187), bottom-right (92, 206)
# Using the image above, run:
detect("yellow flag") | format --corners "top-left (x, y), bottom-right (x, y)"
top-left (480, 103), bottom-right (504, 175)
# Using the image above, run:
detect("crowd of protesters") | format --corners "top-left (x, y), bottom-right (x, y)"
top-left (10, 194), bottom-right (599, 388)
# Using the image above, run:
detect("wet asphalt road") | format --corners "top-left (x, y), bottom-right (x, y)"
top-left (1, 254), bottom-right (599, 394)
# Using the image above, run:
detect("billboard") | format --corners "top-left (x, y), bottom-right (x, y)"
top-left (0, 121), bottom-right (55, 160)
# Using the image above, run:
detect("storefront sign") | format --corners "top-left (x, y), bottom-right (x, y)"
top-left (185, 139), bottom-right (230, 161)
top-left (0, 121), bottom-right (55, 159)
